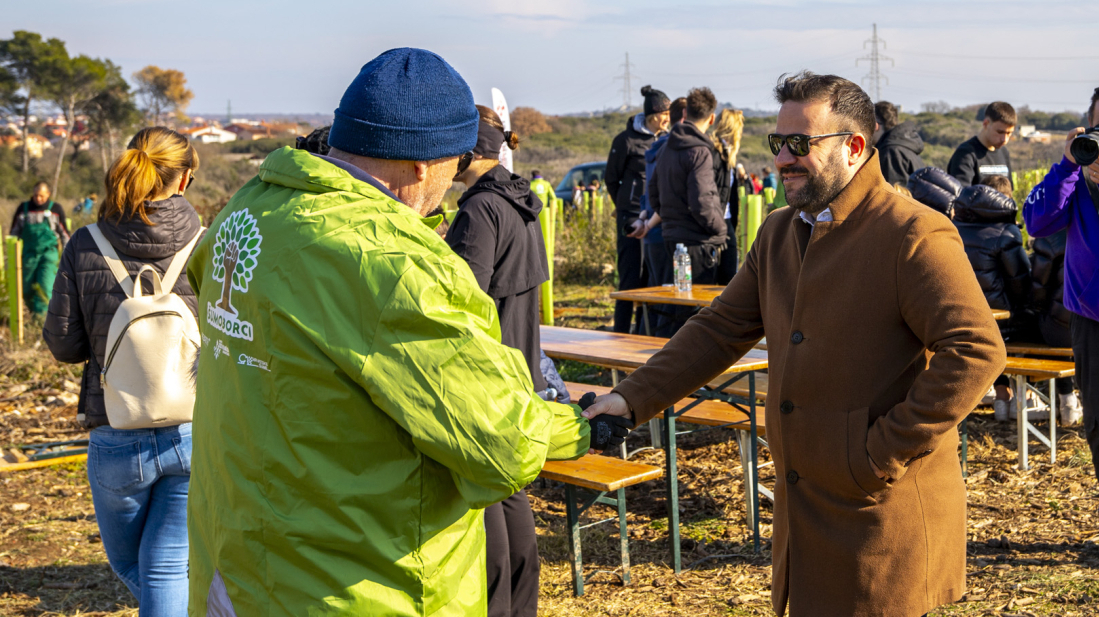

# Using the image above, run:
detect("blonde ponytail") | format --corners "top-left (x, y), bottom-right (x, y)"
top-left (101, 127), bottom-right (199, 225)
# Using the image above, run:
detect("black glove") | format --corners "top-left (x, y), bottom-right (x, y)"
top-left (578, 392), bottom-right (632, 452)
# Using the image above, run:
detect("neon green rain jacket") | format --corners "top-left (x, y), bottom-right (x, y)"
top-left (186, 147), bottom-right (591, 617)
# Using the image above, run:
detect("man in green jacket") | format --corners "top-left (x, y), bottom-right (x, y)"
top-left (186, 48), bottom-right (620, 617)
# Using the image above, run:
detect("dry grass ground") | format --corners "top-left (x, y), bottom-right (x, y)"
top-left (2, 285), bottom-right (1098, 616)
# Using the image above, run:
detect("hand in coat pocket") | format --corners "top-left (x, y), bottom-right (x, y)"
top-left (847, 407), bottom-right (891, 497)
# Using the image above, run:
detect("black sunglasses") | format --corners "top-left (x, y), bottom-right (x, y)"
top-left (454, 151), bottom-right (474, 179)
top-left (187, 171), bottom-right (196, 189)
top-left (768, 132), bottom-right (854, 157)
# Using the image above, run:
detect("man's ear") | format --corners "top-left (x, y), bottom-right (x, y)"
top-left (414, 160), bottom-right (429, 182)
top-left (982, 117), bottom-right (991, 130)
top-left (848, 134), bottom-right (868, 164)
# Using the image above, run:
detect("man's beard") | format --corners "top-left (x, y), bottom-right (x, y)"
top-left (781, 148), bottom-right (848, 215)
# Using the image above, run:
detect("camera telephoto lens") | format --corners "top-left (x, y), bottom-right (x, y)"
top-left (1070, 128), bottom-right (1099, 167)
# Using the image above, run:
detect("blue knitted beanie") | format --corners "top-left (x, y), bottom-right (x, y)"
top-left (328, 48), bottom-right (478, 161)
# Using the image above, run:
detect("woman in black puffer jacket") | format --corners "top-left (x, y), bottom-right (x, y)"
top-left (42, 127), bottom-right (202, 614)
top-left (1030, 230), bottom-right (1072, 347)
top-left (953, 184), bottom-right (1032, 324)
top-left (954, 183), bottom-right (1032, 420)
top-left (1028, 229), bottom-right (1083, 423)
top-left (907, 166), bottom-right (962, 217)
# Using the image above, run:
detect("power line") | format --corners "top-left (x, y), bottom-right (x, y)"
top-left (856, 23), bottom-right (893, 101)
top-left (614, 52), bottom-right (636, 109)
top-left (891, 68), bottom-right (1095, 84)
top-left (892, 50), bottom-right (1099, 61)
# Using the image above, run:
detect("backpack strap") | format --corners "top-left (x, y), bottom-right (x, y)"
top-left (87, 223), bottom-right (136, 297)
top-left (159, 227), bottom-right (204, 293)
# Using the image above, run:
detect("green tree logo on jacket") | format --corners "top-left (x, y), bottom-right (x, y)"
top-left (207, 209), bottom-right (262, 341)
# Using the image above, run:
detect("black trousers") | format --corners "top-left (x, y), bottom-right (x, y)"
top-left (485, 490), bottom-right (539, 617)
top-left (644, 241), bottom-right (675, 336)
top-left (614, 214), bottom-right (647, 333)
top-left (715, 218), bottom-right (739, 286)
top-left (658, 241), bottom-right (723, 336)
top-left (1071, 313), bottom-right (1099, 479)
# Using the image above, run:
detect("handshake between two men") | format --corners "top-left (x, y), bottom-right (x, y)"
top-left (577, 391), bottom-right (634, 453)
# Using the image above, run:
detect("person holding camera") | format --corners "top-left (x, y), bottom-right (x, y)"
top-left (1023, 87), bottom-right (1099, 479)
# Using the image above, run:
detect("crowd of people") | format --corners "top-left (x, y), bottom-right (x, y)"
top-left (6, 44), bottom-right (1097, 616)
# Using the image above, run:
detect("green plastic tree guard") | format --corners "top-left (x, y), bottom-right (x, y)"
top-left (538, 196), bottom-right (555, 325)
top-left (741, 195), bottom-right (763, 265)
top-left (6, 237), bottom-right (23, 345)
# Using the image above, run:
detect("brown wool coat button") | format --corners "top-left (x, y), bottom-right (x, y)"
top-left (791, 331), bottom-right (804, 344)
top-left (786, 470), bottom-right (799, 484)
top-left (780, 401), bottom-right (794, 414)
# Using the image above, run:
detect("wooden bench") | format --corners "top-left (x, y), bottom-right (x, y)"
top-left (563, 380), bottom-right (769, 570)
top-left (564, 382), bottom-right (766, 436)
top-left (1004, 342), bottom-right (1073, 358)
top-left (960, 357), bottom-right (1076, 473)
top-left (1001, 357), bottom-right (1075, 470)
top-left (539, 454), bottom-right (663, 596)
top-left (720, 372), bottom-right (769, 404)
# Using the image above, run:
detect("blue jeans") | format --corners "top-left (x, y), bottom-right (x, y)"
top-left (87, 423), bottom-right (191, 616)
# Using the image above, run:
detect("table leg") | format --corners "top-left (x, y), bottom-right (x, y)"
top-left (1015, 374), bottom-right (1028, 471)
top-left (565, 484), bottom-right (584, 596)
top-left (663, 407), bottom-right (681, 573)
top-left (1050, 377), bottom-right (1057, 464)
top-left (749, 371), bottom-right (760, 552)
top-left (642, 304), bottom-right (651, 337)
top-left (735, 429), bottom-right (758, 547)
top-left (616, 487), bottom-right (631, 586)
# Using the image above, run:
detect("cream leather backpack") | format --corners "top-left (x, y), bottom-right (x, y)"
top-left (88, 223), bottom-right (203, 429)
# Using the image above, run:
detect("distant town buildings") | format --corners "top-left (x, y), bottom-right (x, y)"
top-left (180, 125), bottom-right (238, 144)
top-left (0, 133), bottom-right (52, 158)
top-left (223, 120), bottom-right (303, 141)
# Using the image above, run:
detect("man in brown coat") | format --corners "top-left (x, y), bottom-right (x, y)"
top-left (583, 72), bottom-right (1006, 617)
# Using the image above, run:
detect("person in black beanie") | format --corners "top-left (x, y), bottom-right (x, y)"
top-left (448, 105), bottom-right (551, 617)
top-left (606, 85), bottom-right (670, 333)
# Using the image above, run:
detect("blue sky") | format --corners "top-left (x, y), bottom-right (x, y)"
top-left (9, 1), bottom-right (1099, 117)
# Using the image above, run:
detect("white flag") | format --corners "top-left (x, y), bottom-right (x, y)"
top-left (491, 87), bottom-right (513, 172)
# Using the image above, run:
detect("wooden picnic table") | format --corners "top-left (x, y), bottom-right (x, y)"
top-left (541, 325), bottom-right (769, 568)
top-left (611, 286), bottom-right (1012, 330)
top-left (540, 325), bottom-right (767, 374)
top-left (609, 285), bottom-right (725, 307)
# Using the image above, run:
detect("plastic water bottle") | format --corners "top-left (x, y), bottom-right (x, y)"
top-left (674, 244), bottom-right (692, 292)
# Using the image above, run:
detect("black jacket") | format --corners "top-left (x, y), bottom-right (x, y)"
top-left (907, 166), bottom-right (962, 217)
top-left (876, 122), bottom-right (926, 185)
top-left (447, 165), bottom-right (549, 392)
top-left (42, 195), bottom-right (203, 428)
top-left (605, 114), bottom-right (657, 222)
top-left (712, 143), bottom-right (734, 225)
top-left (1030, 230), bottom-right (1072, 346)
top-left (648, 122), bottom-right (727, 247)
top-left (952, 185), bottom-right (1031, 336)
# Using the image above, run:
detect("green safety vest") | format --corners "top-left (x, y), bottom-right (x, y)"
top-left (529, 177), bottom-right (555, 207)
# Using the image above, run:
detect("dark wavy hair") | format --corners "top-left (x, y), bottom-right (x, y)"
top-left (774, 71), bottom-right (875, 140)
